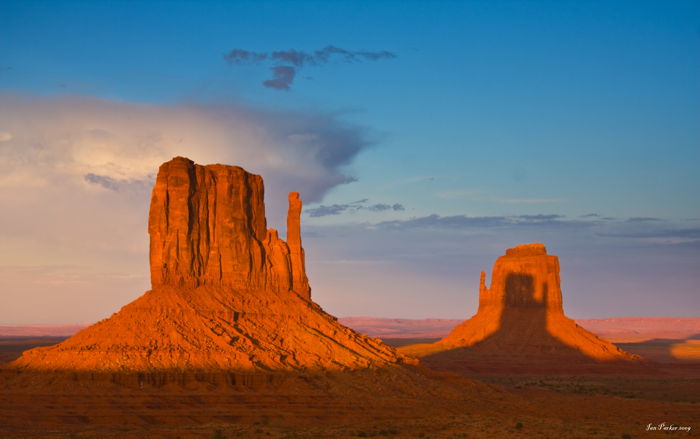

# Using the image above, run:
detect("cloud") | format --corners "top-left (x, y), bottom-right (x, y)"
top-left (625, 217), bottom-right (661, 222)
top-left (83, 173), bottom-right (152, 192)
top-left (0, 93), bottom-right (372, 211)
top-left (263, 66), bottom-right (296, 91)
top-left (84, 173), bottom-right (121, 191)
top-left (597, 227), bottom-right (700, 244)
top-left (376, 213), bottom-right (570, 231)
top-left (368, 203), bottom-right (405, 212)
top-left (270, 49), bottom-right (313, 66)
top-left (224, 45), bottom-right (396, 90)
top-left (223, 49), bottom-right (267, 64)
top-left (0, 92), bottom-right (380, 323)
top-left (0, 131), bottom-right (12, 142)
top-left (306, 199), bottom-right (405, 218)
top-left (307, 204), bottom-right (356, 217)
top-left (0, 93), bottom-right (375, 264)
top-left (367, 212), bottom-right (699, 247)
top-left (226, 46), bottom-right (396, 67)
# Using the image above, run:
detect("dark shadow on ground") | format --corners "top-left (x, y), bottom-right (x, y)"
top-left (615, 334), bottom-right (700, 377)
top-left (382, 338), bottom-right (441, 348)
top-left (414, 273), bottom-right (654, 376)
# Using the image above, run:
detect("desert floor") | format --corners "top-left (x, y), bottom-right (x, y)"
top-left (1, 336), bottom-right (698, 439)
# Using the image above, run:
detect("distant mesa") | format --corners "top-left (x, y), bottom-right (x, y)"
top-left (9, 157), bottom-right (404, 372)
top-left (400, 243), bottom-right (640, 370)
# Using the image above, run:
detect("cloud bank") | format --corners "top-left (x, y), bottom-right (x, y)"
top-left (224, 46), bottom-right (396, 90)
top-left (0, 93), bottom-right (373, 323)
top-left (0, 93), bottom-right (371, 211)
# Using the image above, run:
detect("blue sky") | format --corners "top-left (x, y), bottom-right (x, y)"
top-left (1, 0), bottom-right (699, 323)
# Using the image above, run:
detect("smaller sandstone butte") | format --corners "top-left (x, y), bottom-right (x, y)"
top-left (9, 157), bottom-right (402, 372)
top-left (401, 244), bottom-right (638, 365)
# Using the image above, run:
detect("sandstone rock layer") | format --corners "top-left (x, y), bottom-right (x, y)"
top-left (10, 157), bottom-right (402, 372)
top-left (401, 244), bottom-right (638, 364)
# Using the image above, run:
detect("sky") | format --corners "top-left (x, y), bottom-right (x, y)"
top-left (1, 0), bottom-right (699, 324)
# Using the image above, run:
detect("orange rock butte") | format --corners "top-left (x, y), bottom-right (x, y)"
top-left (402, 243), bottom-right (638, 362)
top-left (10, 157), bottom-right (403, 371)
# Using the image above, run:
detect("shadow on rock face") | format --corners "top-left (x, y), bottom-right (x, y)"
top-left (400, 244), bottom-right (647, 375)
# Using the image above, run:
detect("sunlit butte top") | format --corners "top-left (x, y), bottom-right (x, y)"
top-left (504, 243), bottom-right (548, 257)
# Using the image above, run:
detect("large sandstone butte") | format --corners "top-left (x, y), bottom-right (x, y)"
top-left (400, 243), bottom-right (639, 368)
top-left (10, 157), bottom-right (402, 371)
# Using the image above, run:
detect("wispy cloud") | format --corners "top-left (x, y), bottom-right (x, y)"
top-left (263, 66), bottom-right (296, 91)
top-left (306, 199), bottom-right (405, 218)
top-left (368, 203), bottom-right (405, 212)
top-left (222, 49), bottom-right (267, 64)
top-left (377, 213), bottom-right (570, 231)
top-left (625, 217), bottom-right (661, 223)
top-left (84, 173), bottom-right (122, 191)
top-left (366, 213), bottom-right (700, 247)
top-left (83, 173), bottom-right (152, 192)
top-left (597, 227), bottom-right (700, 244)
top-left (224, 45), bottom-right (396, 90)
